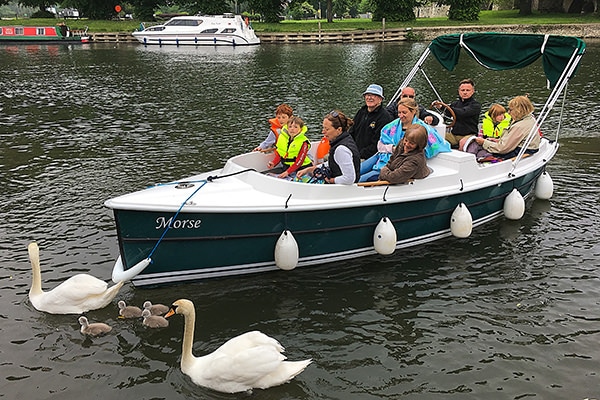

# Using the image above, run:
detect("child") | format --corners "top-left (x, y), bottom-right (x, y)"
top-left (378, 124), bottom-right (431, 184)
top-left (253, 104), bottom-right (293, 152)
top-left (481, 103), bottom-right (511, 139)
top-left (267, 116), bottom-right (312, 179)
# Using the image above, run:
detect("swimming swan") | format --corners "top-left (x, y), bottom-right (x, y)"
top-left (165, 299), bottom-right (312, 393)
top-left (78, 316), bottom-right (112, 336)
top-left (28, 242), bottom-right (124, 314)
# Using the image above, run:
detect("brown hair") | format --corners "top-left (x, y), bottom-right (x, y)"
top-left (404, 124), bottom-right (428, 151)
top-left (287, 116), bottom-right (305, 128)
top-left (487, 103), bottom-right (506, 118)
top-left (275, 104), bottom-right (293, 117)
top-left (507, 95), bottom-right (534, 121)
top-left (326, 110), bottom-right (354, 131)
top-left (459, 78), bottom-right (475, 88)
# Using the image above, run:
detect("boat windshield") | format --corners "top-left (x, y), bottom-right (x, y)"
top-left (165, 19), bottom-right (203, 27)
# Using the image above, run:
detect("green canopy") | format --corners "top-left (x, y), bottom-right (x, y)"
top-left (428, 33), bottom-right (586, 88)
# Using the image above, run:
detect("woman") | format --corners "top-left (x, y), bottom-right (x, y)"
top-left (359, 98), bottom-right (449, 182)
top-left (471, 95), bottom-right (539, 159)
top-left (378, 124), bottom-right (431, 184)
top-left (297, 110), bottom-right (360, 184)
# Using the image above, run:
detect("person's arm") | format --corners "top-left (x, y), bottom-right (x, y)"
top-left (378, 155), bottom-right (421, 184)
top-left (254, 131), bottom-right (277, 151)
top-left (419, 106), bottom-right (439, 125)
top-left (482, 119), bottom-right (528, 154)
top-left (452, 99), bottom-right (481, 121)
top-left (267, 152), bottom-right (282, 169)
top-left (328, 146), bottom-right (356, 185)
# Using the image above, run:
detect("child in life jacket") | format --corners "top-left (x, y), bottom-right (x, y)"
top-left (481, 103), bottom-right (511, 139)
top-left (267, 116), bottom-right (312, 179)
top-left (253, 103), bottom-right (294, 152)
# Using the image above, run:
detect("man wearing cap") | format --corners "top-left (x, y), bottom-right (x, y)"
top-left (348, 84), bottom-right (394, 160)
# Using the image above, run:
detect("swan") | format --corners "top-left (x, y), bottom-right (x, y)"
top-left (117, 300), bottom-right (142, 318)
top-left (78, 316), bottom-right (112, 336)
top-left (165, 299), bottom-right (311, 393)
top-left (28, 242), bottom-right (124, 315)
top-left (143, 300), bottom-right (169, 316)
top-left (142, 309), bottom-right (169, 328)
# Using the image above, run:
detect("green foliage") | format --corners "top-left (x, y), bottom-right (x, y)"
top-left (249, 0), bottom-right (285, 22)
top-left (447, 0), bottom-right (480, 21)
top-left (289, 1), bottom-right (317, 19)
top-left (179, 0), bottom-right (230, 15)
top-left (372, 0), bottom-right (416, 22)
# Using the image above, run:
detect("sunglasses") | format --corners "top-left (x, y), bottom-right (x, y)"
top-left (329, 110), bottom-right (343, 128)
top-left (401, 94), bottom-right (415, 98)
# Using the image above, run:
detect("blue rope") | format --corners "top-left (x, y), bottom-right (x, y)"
top-left (146, 180), bottom-right (208, 260)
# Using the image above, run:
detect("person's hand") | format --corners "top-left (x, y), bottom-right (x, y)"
top-left (297, 166), bottom-right (313, 178)
top-left (431, 100), bottom-right (444, 110)
top-left (278, 171), bottom-right (289, 179)
top-left (252, 146), bottom-right (262, 152)
top-left (324, 176), bottom-right (335, 184)
top-left (424, 116), bottom-right (433, 124)
top-left (267, 161), bottom-right (274, 169)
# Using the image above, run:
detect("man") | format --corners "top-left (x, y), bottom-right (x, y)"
top-left (348, 84), bottom-right (394, 160)
top-left (438, 78), bottom-right (482, 148)
top-left (385, 86), bottom-right (440, 126)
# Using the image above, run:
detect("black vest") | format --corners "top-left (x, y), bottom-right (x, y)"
top-left (328, 131), bottom-right (360, 183)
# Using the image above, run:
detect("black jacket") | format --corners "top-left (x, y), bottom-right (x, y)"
top-left (348, 104), bottom-right (394, 159)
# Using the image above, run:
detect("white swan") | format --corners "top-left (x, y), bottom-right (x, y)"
top-left (165, 299), bottom-right (311, 393)
top-left (142, 309), bottom-right (169, 328)
top-left (117, 300), bottom-right (142, 318)
top-left (78, 316), bottom-right (112, 336)
top-left (143, 300), bottom-right (169, 316)
top-left (28, 242), bottom-right (124, 315)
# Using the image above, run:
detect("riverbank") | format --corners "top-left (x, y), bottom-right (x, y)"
top-left (92, 22), bottom-right (600, 44)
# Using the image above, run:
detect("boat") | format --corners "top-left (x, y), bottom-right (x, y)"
top-left (105, 32), bottom-right (585, 287)
top-left (0, 24), bottom-right (89, 43)
top-left (132, 13), bottom-right (260, 46)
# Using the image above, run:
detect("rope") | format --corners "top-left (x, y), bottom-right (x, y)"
top-left (145, 168), bottom-right (256, 261)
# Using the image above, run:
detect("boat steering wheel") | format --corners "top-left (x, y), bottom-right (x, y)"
top-left (431, 101), bottom-right (456, 128)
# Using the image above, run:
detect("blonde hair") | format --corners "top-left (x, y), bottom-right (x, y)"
top-left (507, 96), bottom-right (534, 121)
top-left (397, 98), bottom-right (419, 116)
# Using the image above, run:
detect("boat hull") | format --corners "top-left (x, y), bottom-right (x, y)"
top-left (108, 149), bottom-right (550, 286)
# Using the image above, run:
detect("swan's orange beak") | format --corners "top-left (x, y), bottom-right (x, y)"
top-left (164, 308), bottom-right (176, 318)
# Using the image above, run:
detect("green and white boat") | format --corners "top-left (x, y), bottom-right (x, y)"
top-left (105, 33), bottom-right (585, 287)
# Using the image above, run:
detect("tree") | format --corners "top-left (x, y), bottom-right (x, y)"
top-left (372, 0), bottom-right (416, 22)
top-left (447, 0), bottom-right (480, 21)
top-left (518, 0), bottom-right (532, 15)
top-left (176, 0), bottom-right (231, 15)
top-left (129, 0), bottom-right (162, 20)
top-left (17, 0), bottom-right (52, 14)
top-left (248, 0), bottom-right (284, 22)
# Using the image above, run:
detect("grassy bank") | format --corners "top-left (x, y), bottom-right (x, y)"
top-left (0, 11), bottom-right (598, 33)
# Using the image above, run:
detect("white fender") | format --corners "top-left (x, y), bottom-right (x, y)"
top-left (373, 217), bottom-right (397, 255)
top-left (535, 171), bottom-right (554, 200)
top-left (504, 188), bottom-right (525, 220)
top-left (274, 230), bottom-right (299, 271)
top-left (450, 203), bottom-right (472, 238)
top-left (111, 256), bottom-right (151, 283)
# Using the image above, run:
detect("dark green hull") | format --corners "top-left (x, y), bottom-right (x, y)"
top-left (112, 167), bottom-right (543, 286)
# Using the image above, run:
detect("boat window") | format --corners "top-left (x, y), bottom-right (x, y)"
top-left (166, 19), bottom-right (203, 27)
top-left (37, 28), bottom-right (44, 35)
top-left (147, 26), bottom-right (165, 32)
top-left (221, 28), bottom-right (236, 33)
top-left (201, 28), bottom-right (218, 34)
top-left (15, 27), bottom-right (24, 35)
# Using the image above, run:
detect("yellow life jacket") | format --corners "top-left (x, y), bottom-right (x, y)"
top-left (275, 125), bottom-right (311, 167)
top-left (481, 112), bottom-right (511, 138)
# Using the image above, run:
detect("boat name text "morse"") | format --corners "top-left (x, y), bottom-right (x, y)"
top-left (156, 216), bottom-right (202, 229)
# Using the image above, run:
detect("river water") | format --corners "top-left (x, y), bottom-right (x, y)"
top-left (1, 39), bottom-right (599, 399)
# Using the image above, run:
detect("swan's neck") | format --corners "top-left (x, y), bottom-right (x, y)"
top-left (29, 253), bottom-right (43, 297)
top-left (181, 308), bottom-right (197, 368)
